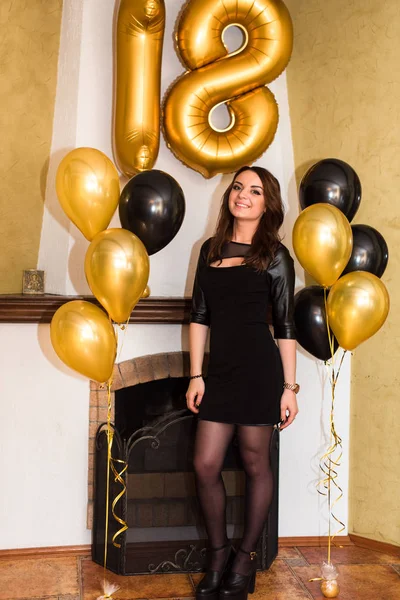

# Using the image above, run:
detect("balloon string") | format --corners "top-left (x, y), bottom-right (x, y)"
top-left (115, 319), bottom-right (129, 365)
top-left (110, 318), bottom-right (129, 546)
top-left (100, 375), bottom-right (128, 598)
top-left (318, 288), bottom-right (346, 565)
top-left (118, 316), bottom-right (130, 332)
top-left (110, 456), bottom-right (129, 547)
top-left (323, 288), bottom-right (336, 362)
top-left (104, 316), bottom-right (129, 550)
top-left (321, 351), bottom-right (346, 561)
top-left (103, 378), bottom-right (113, 591)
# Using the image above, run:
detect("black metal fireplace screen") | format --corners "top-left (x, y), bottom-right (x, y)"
top-left (92, 377), bottom-right (280, 575)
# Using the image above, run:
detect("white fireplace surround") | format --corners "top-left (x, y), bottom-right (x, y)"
top-left (0, 322), bottom-right (351, 549)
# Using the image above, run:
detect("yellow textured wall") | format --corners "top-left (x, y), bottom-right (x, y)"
top-left (285, 0), bottom-right (400, 545)
top-left (0, 0), bottom-right (63, 293)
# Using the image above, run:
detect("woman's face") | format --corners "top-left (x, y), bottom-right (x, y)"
top-left (228, 170), bottom-right (266, 223)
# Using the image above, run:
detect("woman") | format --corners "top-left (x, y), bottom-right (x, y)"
top-left (186, 166), bottom-right (298, 600)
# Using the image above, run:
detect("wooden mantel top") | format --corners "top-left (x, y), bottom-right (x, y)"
top-left (0, 295), bottom-right (192, 324)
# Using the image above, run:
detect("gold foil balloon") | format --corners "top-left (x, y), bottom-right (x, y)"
top-left (141, 285), bottom-right (150, 298)
top-left (293, 204), bottom-right (353, 287)
top-left (164, 0), bottom-right (293, 178)
top-left (327, 271), bottom-right (390, 351)
top-left (50, 301), bottom-right (116, 383)
top-left (56, 148), bottom-right (120, 241)
top-left (85, 228), bottom-right (150, 324)
top-left (113, 0), bottom-right (165, 176)
top-left (320, 579), bottom-right (340, 598)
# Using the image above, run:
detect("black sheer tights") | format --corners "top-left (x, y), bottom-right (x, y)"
top-left (193, 420), bottom-right (274, 575)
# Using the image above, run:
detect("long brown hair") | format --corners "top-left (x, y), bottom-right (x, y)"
top-left (208, 166), bottom-right (285, 270)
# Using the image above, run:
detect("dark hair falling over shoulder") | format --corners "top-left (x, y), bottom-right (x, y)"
top-left (208, 166), bottom-right (285, 270)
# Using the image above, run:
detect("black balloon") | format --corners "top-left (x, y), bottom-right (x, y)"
top-left (119, 170), bottom-right (186, 255)
top-left (299, 158), bottom-right (361, 222)
top-left (342, 224), bottom-right (389, 278)
top-left (294, 286), bottom-right (339, 362)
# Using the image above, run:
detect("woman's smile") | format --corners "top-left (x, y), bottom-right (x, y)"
top-left (228, 169), bottom-right (266, 221)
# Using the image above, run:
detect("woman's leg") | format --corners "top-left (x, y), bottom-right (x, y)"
top-left (232, 425), bottom-right (275, 575)
top-left (193, 419), bottom-right (235, 570)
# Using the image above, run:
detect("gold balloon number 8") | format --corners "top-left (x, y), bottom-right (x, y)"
top-left (164, 0), bottom-right (293, 178)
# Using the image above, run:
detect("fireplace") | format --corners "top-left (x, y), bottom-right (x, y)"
top-left (91, 352), bottom-right (280, 575)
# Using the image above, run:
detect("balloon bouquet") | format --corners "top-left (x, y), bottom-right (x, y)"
top-left (49, 147), bottom-right (185, 592)
top-left (292, 158), bottom-right (390, 598)
top-left (51, 147), bottom-right (149, 381)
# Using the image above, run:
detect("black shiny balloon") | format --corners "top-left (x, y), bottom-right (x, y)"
top-left (294, 286), bottom-right (339, 362)
top-left (342, 224), bottom-right (389, 278)
top-left (119, 170), bottom-right (186, 255)
top-left (299, 158), bottom-right (362, 222)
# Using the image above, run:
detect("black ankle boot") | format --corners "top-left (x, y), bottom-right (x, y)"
top-left (218, 547), bottom-right (257, 599)
top-left (196, 542), bottom-right (235, 600)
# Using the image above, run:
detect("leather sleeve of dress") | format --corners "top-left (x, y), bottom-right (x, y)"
top-left (190, 238), bottom-right (212, 326)
top-left (268, 244), bottom-right (296, 339)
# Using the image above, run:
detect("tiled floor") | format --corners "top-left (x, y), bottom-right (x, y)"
top-left (0, 544), bottom-right (399, 600)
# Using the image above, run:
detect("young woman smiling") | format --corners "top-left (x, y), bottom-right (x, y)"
top-left (186, 166), bottom-right (298, 600)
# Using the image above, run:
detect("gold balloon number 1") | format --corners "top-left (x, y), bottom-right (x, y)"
top-left (113, 0), bottom-right (293, 179)
top-left (113, 0), bottom-right (166, 177)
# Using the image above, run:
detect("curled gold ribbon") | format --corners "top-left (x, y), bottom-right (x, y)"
top-left (97, 274), bottom-right (130, 599)
top-left (101, 377), bottom-right (128, 597)
top-left (313, 291), bottom-right (347, 568)
top-left (104, 375), bottom-right (129, 550)
top-left (103, 378), bottom-right (113, 590)
top-left (110, 454), bottom-right (128, 547)
top-left (102, 321), bottom-right (129, 557)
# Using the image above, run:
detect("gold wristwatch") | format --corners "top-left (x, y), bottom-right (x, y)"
top-left (283, 382), bottom-right (300, 394)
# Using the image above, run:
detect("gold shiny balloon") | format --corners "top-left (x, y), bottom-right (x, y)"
top-left (113, 0), bottom-right (165, 176)
top-left (321, 579), bottom-right (340, 598)
top-left (327, 271), bottom-right (390, 351)
top-left (50, 301), bottom-right (116, 383)
top-left (164, 0), bottom-right (293, 178)
top-left (293, 204), bottom-right (353, 287)
top-left (85, 228), bottom-right (150, 324)
top-left (141, 285), bottom-right (150, 298)
top-left (56, 148), bottom-right (120, 241)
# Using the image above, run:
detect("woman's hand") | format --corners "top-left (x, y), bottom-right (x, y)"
top-left (186, 377), bottom-right (205, 414)
top-left (279, 388), bottom-right (298, 430)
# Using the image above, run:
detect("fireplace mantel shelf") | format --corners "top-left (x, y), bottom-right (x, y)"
top-left (0, 295), bottom-right (192, 324)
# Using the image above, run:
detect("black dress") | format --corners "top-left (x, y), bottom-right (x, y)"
top-left (190, 238), bottom-right (296, 426)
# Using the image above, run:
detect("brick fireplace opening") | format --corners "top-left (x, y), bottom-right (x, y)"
top-left (87, 352), bottom-right (197, 526)
top-left (89, 352), bottom-right (280, 575)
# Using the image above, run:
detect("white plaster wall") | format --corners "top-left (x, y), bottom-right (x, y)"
top-left (0, 323), bottom-right (183, 549)
top-left (37, 0), bottom-right (83, 294)
top-left (0, 0), bottom-right (351, 548)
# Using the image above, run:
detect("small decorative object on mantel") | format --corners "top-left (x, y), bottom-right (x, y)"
top-left (22, 269), bottom-right (45, 295)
